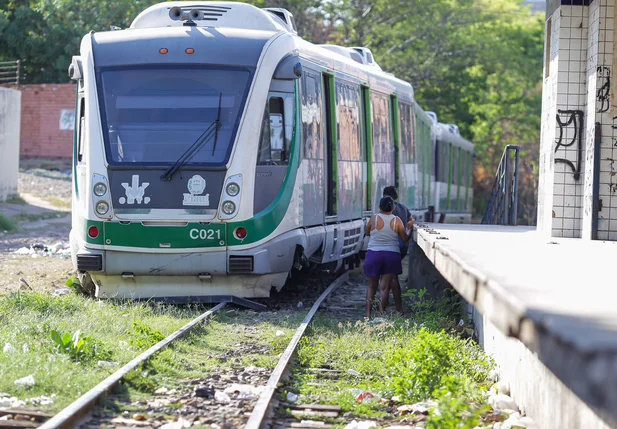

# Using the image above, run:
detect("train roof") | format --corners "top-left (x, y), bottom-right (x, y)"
top-left (434, 122), bottom-right (474, 152)
top-left (121, 2), bottom-right (414, 101)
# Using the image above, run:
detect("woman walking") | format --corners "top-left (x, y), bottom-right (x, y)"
top-left (364, 196), bottom-right (414, 318)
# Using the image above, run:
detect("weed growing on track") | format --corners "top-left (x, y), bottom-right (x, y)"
top-left (291, 295), bottom-right (494, 428)
top-left (0, 291), bottom-right (203, 411)
top-left (120, 310), bottom-right (305, 396)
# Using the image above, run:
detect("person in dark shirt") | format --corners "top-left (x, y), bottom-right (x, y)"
top-left (382, 186), bottom-right (413, 315)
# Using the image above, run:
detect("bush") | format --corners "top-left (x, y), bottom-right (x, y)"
top-left (386, 328), bottom-right (492, 403)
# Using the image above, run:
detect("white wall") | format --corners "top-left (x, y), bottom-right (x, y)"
top-left (0, 88), bottom-right (21, 201)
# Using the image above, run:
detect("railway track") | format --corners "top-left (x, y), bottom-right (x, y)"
top-left (0, 269), bottom-right (367, 429)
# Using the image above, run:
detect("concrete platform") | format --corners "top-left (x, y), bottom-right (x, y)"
top-left (412, 223), bottom-right (617, 429)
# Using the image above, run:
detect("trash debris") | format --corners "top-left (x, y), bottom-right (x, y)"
top-left (224, 383), bottom-right (262, 400)
top-left (53, 288), bottom-right (71, 297)
top-left (13, 242), bottom-right (71, 258)
top-left (29, 394), bottom-right (55, 406)
top-left (3, 343), bottom-right (16, 354)
top-left (22, 344), bottom-right (29, 353)
top-left (275, 330), bottom-right (285, 337)
top-left (287, 392), bottom-right (298, 402)
top-left (133, 413), bottom-right (147, 421)
top-left (347, 369), bottom-right (361, 376)
top-left (97, 361), bottom-right (119, 367)
top-left (194, 384), bottom-right (215, 398)
top-left (343, 420), bottom-right (376, 429)
top-left (355, 392), bottom-right (375, 403)
top-left (214, 390), bottom-right (231, 403)
top-left (489, 394), bottom-right (519, 412)
top-left (397, 401), bottom-right (437, 415)
top-left (14, 375), bottom-right (35, 387)
top-left (297, 301), bottom-right (303, 308)
top-left (155, 387), bottom-right (169, 395)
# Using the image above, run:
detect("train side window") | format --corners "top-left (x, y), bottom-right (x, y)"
top-left (336, 81), bottom-right (362, 162)
top-left (398, 102), bottom-right (414, 164)
top-left (257, 93), bottom-right (294, 165)
top-left (77, 97), bottom-right (85, 162)
top-left (301, 70), bottom-right (323, 160)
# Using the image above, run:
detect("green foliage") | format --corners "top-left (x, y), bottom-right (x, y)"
top-left (50, 329), bottom-right (111, 362)
top-left (0, 213), bottom-right (16, 232)
top-left (426, 376), bottom-right (491, 429)
top-left (126, 321), bottom-right (165, 349)
top-left (387, 328), bottom-right (492, 403)
top-left (295, 310), bottom-right (494, 423)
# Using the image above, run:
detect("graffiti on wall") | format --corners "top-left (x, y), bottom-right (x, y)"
top-left (555, 109), bottom-right (584, 181)
top-left (59, 109), bottom-right (75, 131)
top-left (597, 66), bottom-right (611, 113)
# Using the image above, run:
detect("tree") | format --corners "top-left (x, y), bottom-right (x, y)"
top-left (330, 0), bottom-right (544, 223)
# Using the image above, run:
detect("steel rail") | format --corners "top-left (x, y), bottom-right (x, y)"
top-left (39, 302), bottom-right (227, 429)
top-left (245, 271), bottom-right (350, 429)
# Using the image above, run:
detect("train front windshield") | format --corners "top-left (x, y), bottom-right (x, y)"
top-left (97, 66), bottom-right (252, 166)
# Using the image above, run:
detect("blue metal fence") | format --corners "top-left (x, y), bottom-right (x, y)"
top-left (482, 145), bottom-right (519, 225)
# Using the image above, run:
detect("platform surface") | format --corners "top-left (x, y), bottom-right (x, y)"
top-left (413, 223), bottom-right (617, 424)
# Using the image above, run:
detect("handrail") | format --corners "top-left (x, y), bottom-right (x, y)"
top-left (0, 60), bottom-right (21, 85)
top-left (481, 145), bottom-right (519, 225)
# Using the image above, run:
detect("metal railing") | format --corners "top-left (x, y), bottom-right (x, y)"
top-left (0, 60), bottom-right (21, 85)
top-left (482, 145), bottom-right (519, 225)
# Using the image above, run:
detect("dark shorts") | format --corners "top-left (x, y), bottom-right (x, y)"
top-left (364, 250), bottom-right (402, 277)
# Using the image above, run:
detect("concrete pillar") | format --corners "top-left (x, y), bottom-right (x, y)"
top-left (0, 88), bottom-right (21, 202)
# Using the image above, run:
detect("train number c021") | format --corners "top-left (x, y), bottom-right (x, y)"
top-left (189, 228), bottom-right (222, 240)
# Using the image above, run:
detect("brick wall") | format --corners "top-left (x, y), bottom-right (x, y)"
top-left (8, 84), bottom-right (76, 159)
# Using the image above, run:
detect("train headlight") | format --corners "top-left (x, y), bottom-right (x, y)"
top-left (222, 201), bottom-right (236, 215)
top-left (226, 182), bottom-right (240, 197)
top-left (93, 182), bottom-right (107, 197)
top-left (95, 201), bottom-right (109, 215)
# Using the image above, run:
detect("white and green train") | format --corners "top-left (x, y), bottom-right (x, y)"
top-left (68, 1), bottom-right (473, 300)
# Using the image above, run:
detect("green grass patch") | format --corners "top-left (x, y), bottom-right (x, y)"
top-left (12, 211), bottom-right (68, 223)
top-left (0, 213), bottom-right (16, 232)
top-left (0, 291), bottom-right (204, 411)
top-left (120, 310), bottom-right (305, 396)
top-left (5, 195), bottom-right (26, 205)
top-left (291, 295), bottom-right (494, 427)
top-left (46, 197), bottom-right (71, 210)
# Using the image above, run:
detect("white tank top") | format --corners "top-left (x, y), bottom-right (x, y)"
top-left (367, 213), bottom-right (400, 253)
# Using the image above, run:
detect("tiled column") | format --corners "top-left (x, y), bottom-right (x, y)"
top-left (538, 2), bottom-right (589, 238)
top-left (537, 6), bottom-right (560, 237)
top-left (592, 0), bottom-right (616, 240)
top-left (552, 4), bottom-right (589, 238)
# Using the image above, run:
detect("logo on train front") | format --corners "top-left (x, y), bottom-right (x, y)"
top-left (183, 175), bottom-right (209, 206)
top-left (119, 175), bottom-right (150, 205)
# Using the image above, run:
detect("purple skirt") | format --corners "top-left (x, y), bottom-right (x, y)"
top-left (364, 250), bottom-right (402, 277)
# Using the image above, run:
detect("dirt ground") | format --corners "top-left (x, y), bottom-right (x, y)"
top-left (0, 171), bottom-right (74, 294)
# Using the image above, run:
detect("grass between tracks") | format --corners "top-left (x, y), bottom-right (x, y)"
top-left (288, 294), bottom-right (495, 429)
top-left (0, 292), bottom-right (205, 411)
top-left (0, 291), bottom-right (304, 413)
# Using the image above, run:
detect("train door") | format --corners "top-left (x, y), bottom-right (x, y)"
top-left (300, 68), bottom-right (326, 227)
top-left (323, 73), bottom-right (337, 222)
top-left (391, 95), bottom-right (401, 189)
top-left (361, 86), bottom-right (372, 216)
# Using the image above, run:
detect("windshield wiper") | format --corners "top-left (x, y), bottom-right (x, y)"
top-left (160, 93), bottom-right (223, 181)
